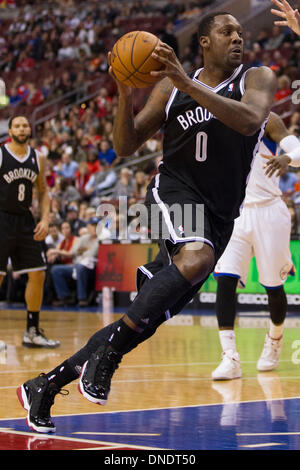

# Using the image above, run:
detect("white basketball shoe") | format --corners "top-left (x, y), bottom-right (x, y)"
top-left (212, 349), bottom-right (242, 380)
top-left (257, 334), bottom-right (282, 371)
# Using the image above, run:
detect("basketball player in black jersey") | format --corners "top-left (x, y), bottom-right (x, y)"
top-left (17, 13), bottom-right (277, 433)
top-left (1, 116), bottom-right (59, 349)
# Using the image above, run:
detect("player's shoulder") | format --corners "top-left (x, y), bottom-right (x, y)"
top-left (244, 65), bottom-right (277, 87)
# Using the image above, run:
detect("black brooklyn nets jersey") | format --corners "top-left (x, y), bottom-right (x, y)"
top-left (0, 144), bottom-right (40, 214)
top-left (161, 64), bottom-right (266, 222)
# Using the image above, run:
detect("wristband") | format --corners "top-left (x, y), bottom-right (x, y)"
top-left (286, 147), bottom-right (300, 167)
top-left (279, 135), bottom-right (300, 167)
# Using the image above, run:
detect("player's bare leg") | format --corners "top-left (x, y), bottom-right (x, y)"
top-left (22, 270), bottom-right (60, 348)
top-left (0, 275), bottom-right (6, 353)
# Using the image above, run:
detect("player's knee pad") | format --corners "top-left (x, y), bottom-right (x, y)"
top-left (265, 286), bottom-right (287, 325)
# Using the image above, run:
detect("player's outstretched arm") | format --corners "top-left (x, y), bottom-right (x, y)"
top-left (263, 111), bottom-right (300, 176)
top-left (270, 0), bottom-right (300, 36)
top-left (151, 43), bottom-right (277, 136)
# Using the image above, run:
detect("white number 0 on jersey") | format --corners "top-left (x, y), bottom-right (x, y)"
top-left (195, 131), bottom-right (208, 162)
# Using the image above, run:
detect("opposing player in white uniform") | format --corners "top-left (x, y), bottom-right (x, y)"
top-left (212, 111), bottom-right (300, 380)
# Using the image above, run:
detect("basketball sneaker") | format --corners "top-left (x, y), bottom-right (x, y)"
top-left (257, 334), bottom-right (283, 371)
top-left (22, 327), bottom-right (60, 348)
top-left (212, 349), bottom-right (242, 380)
top-left (16, 374), bottom-right (66, 433)
top-left (78, 345), bottom-right (122, 405)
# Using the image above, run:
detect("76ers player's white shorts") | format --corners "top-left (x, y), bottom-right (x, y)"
top-left (214, 198), bottom-right (294, 289)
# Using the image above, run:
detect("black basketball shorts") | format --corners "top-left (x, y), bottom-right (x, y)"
top-left (144, 172), bottom-right (234, 262)
top-left (0, 210), bottom-right (46, 275)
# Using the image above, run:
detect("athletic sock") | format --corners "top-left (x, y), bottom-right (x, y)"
top-left (45, 360), bottom-right (80, 389)
top-left (269, 320), bottom-right (284, 340)
top-left (108, 317), bottom-right (141, 354)
top-left (26, 311), bottom-right (39, 331)
top-left (219, 329), bottom-right (237, 352)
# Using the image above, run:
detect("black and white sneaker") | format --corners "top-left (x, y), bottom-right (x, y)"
top-left (78, 345), bottom-right (122, 405)
top-left (17, 374), bottom-right (65, 433)
top-left (22, 327), bottom-right (60, 349)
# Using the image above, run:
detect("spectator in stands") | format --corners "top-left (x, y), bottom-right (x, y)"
top-left (58, 39), bottom-right (77, 61)
top-left (54, 150), bottom-right (79, 181)
top-left (45, 223), bottom-right (64, 249)
top-left (78, 201), bottom-right (89, 223)
top-left (26, 82), bottom-right (44, 106)
top-left (264, 25), bottom-right (286, 50)
top-left (112, 167), bottom-right (134, 199)
top-left (49, 197), bottom-right (64, 226)
top-left (50, 216), bottom-right (100, 306)
top-left (47, 220), bottom-right (78, 266)
top-left (45, 161), bottom-right (57, 189)
top-left (274, 74), bottom-right (291, 101)
top-left (8, 85), bottom-right (22, 106)
top-left (41, 76), bottom-right (54, 101)
top-left (15, 50), bottom-right (35, 72)
top-left (158, 21), bottom-right (178, 56)
top-left (133, 170), bottom-right (148, 203)
top-left (44, 219), bottom-right (77, 306)
top-left (246, 51), bottom-right (262, 68)
top-left (84, 159), bottom-right (117, 203)
top-left (75, 161), bottom-right (91, 198)
top-left (65, 203), bottom-right (87, 236)
top-left (162, 0), bottom-right (180, 19)
top-left (97, 138), bottom-right (117, 165)
top-left (86, 148), bottom-right (101, 175)
top-left (279, 168), bottom-right (298, 196)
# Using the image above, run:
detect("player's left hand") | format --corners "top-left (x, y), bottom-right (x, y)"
top-left (34, 219), bottom-right (49, 241)
top-left (262, 153), bottom-right (291, 177)
top-left (151, 42), bottom-right (191, 91)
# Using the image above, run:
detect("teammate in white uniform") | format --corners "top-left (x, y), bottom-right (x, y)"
top-left (212, 111), bottom-right (300, 380)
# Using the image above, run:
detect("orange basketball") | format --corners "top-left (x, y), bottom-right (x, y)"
top-left (110, 31), bottom-right (163, 88)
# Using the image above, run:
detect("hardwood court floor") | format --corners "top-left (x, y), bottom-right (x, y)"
top-left (0, 307), bottom-right (300, 450)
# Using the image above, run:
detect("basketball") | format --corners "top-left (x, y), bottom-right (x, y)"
top-left (109, 31), bottom-right (164, 88)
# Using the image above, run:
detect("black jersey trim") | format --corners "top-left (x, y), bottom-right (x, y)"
top-left (193, 64), bottom-right (243, 93)
top-left (4, 144), bottom-right (31, 163)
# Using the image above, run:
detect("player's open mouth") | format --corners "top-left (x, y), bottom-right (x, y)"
top-left (230, 48), bottom-right (242, 55)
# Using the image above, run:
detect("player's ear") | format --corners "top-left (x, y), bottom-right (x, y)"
top-left (199, 35), bottom-right (210, 50)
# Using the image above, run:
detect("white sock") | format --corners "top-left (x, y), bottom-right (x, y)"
top-left (269, 320), bottom-right (284, 340)
top-left (219, 329), bottom-right (236, 352)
